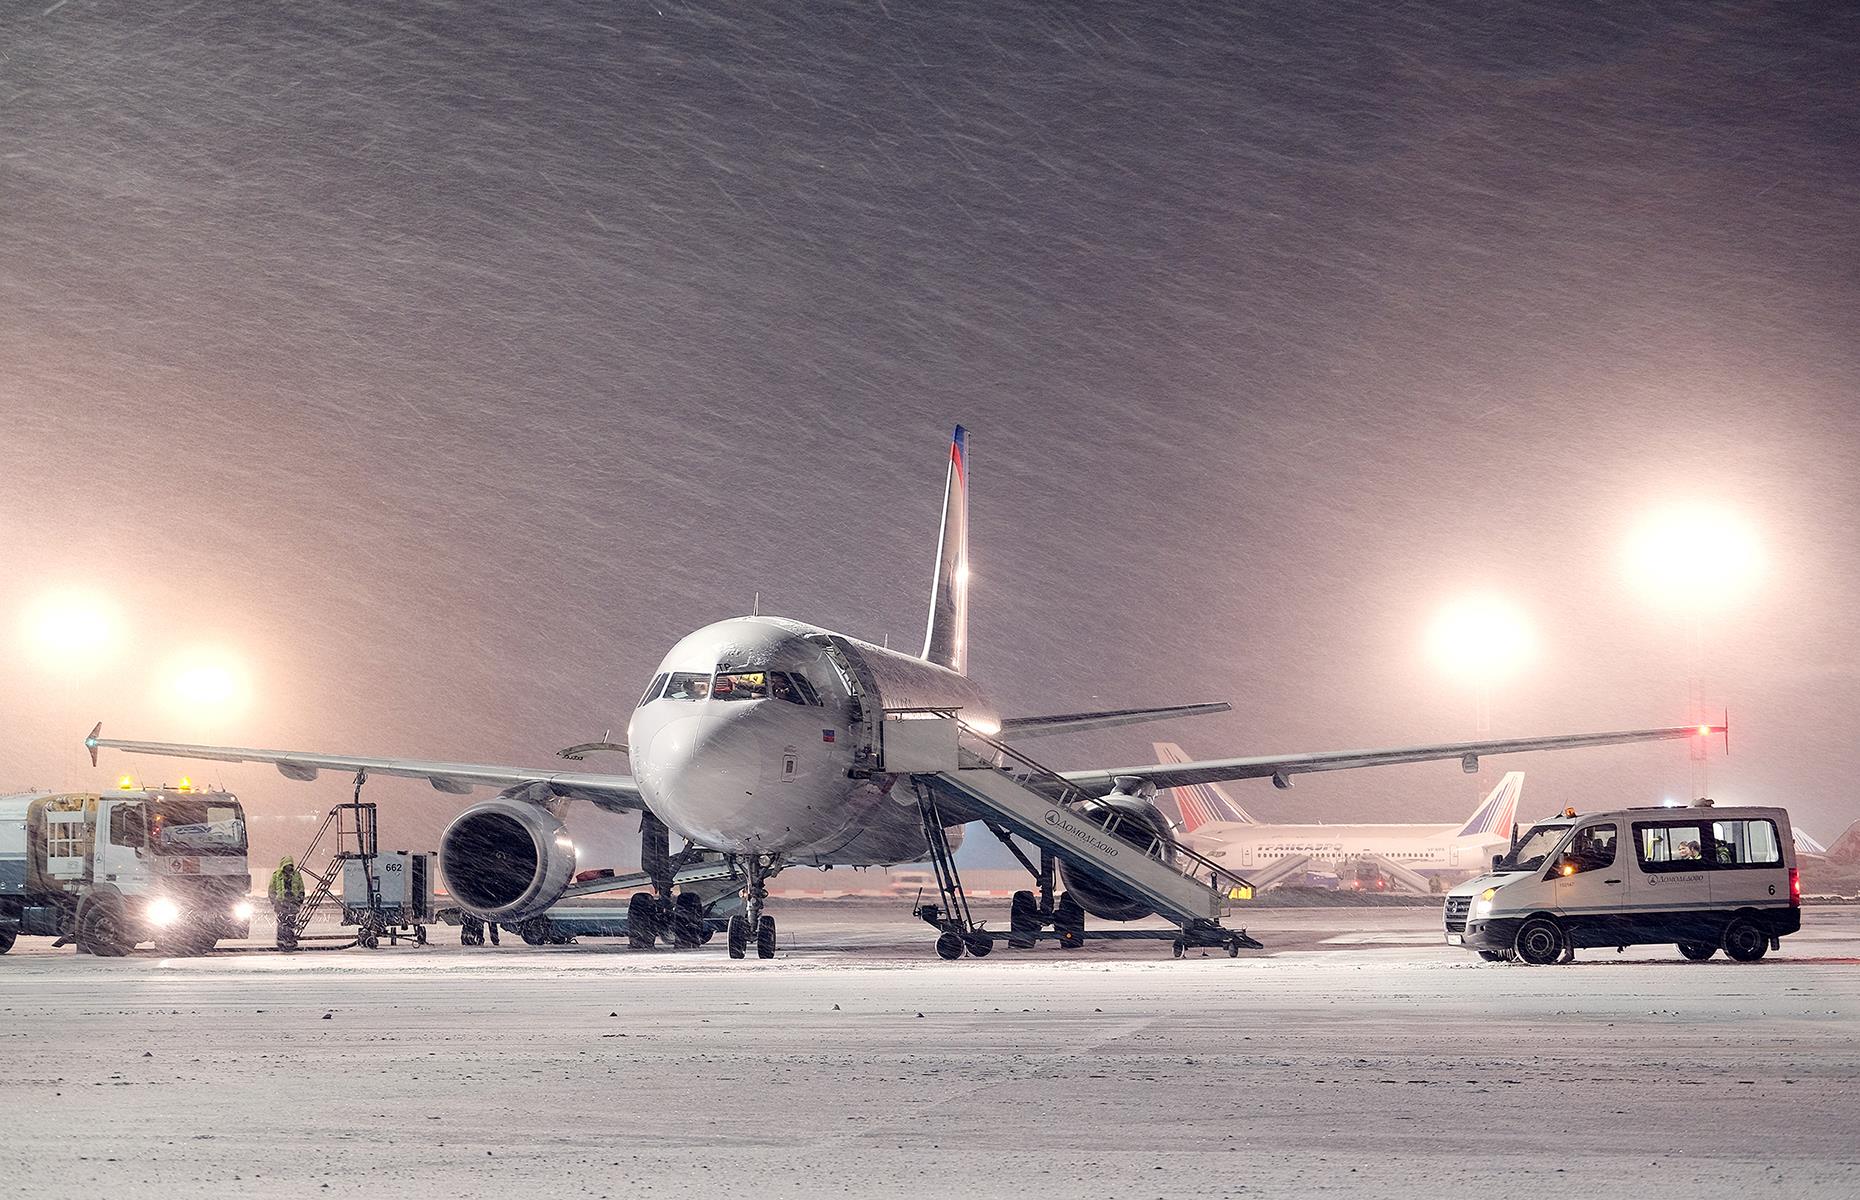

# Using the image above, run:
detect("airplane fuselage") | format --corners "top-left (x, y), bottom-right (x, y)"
top-left (1183, 821), bottom-right (1510, 874)
top-left (626, 616), bottom-right (996, 866)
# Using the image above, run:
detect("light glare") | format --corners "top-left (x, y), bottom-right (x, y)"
top-left (1625, 504), bottom-right (1762, 608)
top-left (1427, 595), bottom-right (1536, 682)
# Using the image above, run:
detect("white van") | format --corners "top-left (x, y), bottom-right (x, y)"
top-left (1443, 801), bottom-right (1800, 964)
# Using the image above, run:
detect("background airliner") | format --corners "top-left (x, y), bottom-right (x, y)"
top-left (1156, 741), bottom-right (1524, 892)
top-left (88, 427), bottom-right (1722, 957)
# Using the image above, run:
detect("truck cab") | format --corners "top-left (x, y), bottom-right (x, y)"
top-left (1443, 801), bottom-right (1800, 964)
top-left (1, 785), bottom-right (254, 956)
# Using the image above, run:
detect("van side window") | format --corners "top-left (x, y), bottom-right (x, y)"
top-left (1710, 819), bottom-right (1782, 868)
top-left (1634, 822), bottom-right (1708, 871)
top-left (1558, 823), bottom-right (1616, 874)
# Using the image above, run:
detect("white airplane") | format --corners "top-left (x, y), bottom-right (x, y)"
top-left (1155, 741), bottom-right (1525, 891)
top-left (86, 426), bottom-right (1723, 958)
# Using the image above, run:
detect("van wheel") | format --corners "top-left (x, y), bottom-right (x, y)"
top-left (1677, 941), bottom-right (1716, 961)
top-left (1723, 918), bottom-right (1769, 962)
top-left (1514, 918), bottom-right (1564, 965)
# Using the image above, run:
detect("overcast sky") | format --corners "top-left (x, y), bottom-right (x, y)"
top-left (3, 2), bottom-right (1856, 866)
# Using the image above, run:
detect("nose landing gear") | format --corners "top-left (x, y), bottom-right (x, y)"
top-left (726, 853), bottom-right (779, 960)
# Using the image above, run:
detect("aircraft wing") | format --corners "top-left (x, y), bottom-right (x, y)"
top-left (1059, 724), bottom-right (1723, 793)
top-left (998, 702), bottom-right (1229, 740)
top-left (84, 727), bottom-right (644, 812)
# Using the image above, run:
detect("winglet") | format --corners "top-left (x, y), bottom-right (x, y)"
top-left (86, 722), bottom-right (102, 768)
top-left (921, 425), bottom-right (970, 675)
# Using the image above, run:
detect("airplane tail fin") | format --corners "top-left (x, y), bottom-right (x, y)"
top-left (1456, 771), bottom-right (1524, 839)
top-left (1823, 819), bottom-right (1860, 865)
top-left (921, 425), bottom-right (970, 675)
top-left (1152, 742), bottom-right (1258, 831)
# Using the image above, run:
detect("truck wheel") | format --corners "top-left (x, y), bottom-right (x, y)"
top-left (76, 894), bottom-right (133, 957)
top-left (1723, 917), bottom-right (1769, 962)
top-left (1677, 941), bottom-right (1716, 961)
top-left (1513, 917), bottom-right (1564, 965)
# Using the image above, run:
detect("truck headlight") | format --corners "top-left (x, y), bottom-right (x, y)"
top-left (147, 897), bottom-right (181, 926)
top-left (232, 900), bottom-right (254, 922)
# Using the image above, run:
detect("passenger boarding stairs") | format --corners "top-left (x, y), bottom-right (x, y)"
top-left (883, 710), bottom-right (1257, 946)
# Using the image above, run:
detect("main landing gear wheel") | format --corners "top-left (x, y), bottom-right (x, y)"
top-left (756, 915), bottom-right (777, 959)
top-left (1054, 892), bottom-right (1086, 950)
top-left (1514, 917), bottom-right (1565, 966)
top-left (1677, 941), bottom-right (1716, 961)
top-left (1008, 890), bottom-right (1039, 950)
top-left (627, 892), bottom-right (658, 950)
top-left (1723, 917), bottom-right (1769, 962)
top-left (936, 931), bottom-right (963, 961)
top-left (727, 915), bottom-right (748, 959)
top-left (672, 893), bottom-right (705, 949)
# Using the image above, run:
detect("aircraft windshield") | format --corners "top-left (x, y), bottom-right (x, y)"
top-left (713, 671), bottom-right (769, 701)
top-left (1505, 823), bottom-right (1572, 873)
top-left (151, 799), bottom-right (248, 856)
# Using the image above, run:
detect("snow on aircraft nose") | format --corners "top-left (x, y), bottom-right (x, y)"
top-left (641, 702), bottom-right (772, 848)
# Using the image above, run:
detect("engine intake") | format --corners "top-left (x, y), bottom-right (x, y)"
top-left (439, 795), bottom-right (577, 922)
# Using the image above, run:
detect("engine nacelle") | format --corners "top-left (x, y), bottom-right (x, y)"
top-left (439, 794), bottom-right (577, 922)
top-left (1054, 777), bottom-right (1178, 923)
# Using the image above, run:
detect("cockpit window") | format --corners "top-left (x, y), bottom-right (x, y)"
top-left (770, 672), bottom-right (822, 706)
top-left (663, 672), bottom-right (712, 701)
top-left (713, 671), bottom-right (769, 701)
top-left (639, 674), bottom-right (669, 706)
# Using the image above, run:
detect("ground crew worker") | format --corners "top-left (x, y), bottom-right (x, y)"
top-left (268, 855), bottom-right (305, 950)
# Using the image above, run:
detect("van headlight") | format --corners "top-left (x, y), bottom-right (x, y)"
top-left (232, 900), bottom-right (254, 922)
top-left (1473, 887), bottom-right (1497, 918)
top-left (147, 897), bottom-right (181, 926)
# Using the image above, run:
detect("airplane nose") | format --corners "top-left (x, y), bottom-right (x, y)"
top-left (641, 705), bottom-right (767, 844)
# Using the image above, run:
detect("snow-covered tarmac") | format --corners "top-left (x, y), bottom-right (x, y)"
top-left (2, 905), bottom-right (1856, 1199)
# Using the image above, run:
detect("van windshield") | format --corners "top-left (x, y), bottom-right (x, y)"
top-left (1503, 823), bottom-right (1572, 873)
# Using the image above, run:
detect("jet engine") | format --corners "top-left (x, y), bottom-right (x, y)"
top-left (1054, 777), bottom-right (1179, 922)
top-left (438, 792), bottom-right (578, 922)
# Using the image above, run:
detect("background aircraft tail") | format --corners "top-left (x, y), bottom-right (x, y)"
top-left (1153, 742), bottom-right (1258, 831)
top-left (921, 425), bottom-right (970, 674)
top-left (1455, 771), bottom-right (1524, 839)
top-left (1823, 819), bottom-right (1860, 865)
